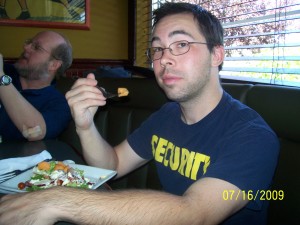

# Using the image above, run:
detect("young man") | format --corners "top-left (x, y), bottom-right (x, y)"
top-left (0, 31), bottom-right (72, 141)
top-left (0, 3), bottom-right (279, 225)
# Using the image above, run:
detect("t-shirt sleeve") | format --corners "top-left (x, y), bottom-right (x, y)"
top-left (41, 92), bottom-right (72, 139)
top-left (203, 125), bottom-right (280, 210)
top-left (127, 113), bottom-right (158, 160)
top-left (127, 103), bottom-right (172, 160)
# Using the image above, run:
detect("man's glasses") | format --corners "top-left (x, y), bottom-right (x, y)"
top-left (24, 39), bottom-right (60, 60)
top-left (146, 40), bottom-right (209, 61)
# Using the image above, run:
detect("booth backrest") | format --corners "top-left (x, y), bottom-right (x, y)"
top-left (57, 77), bottom-right (300, 225)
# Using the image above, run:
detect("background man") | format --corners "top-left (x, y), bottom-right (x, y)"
top-left (0, 30), bottom-right (72, 141)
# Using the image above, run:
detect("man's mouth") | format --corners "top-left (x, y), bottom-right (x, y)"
top-left (159, 69), bottom-right (182, 86)
top-left (162, 75), bottom-right (181, 84)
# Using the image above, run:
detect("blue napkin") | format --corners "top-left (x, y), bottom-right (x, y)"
top-left (0, 150), bottom-right (52, 175)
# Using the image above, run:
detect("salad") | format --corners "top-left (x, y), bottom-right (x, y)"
top-left (18, 161), bottom-right (95, 191)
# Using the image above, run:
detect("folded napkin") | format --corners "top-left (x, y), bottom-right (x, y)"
top-left (0, 150), bottom-right (52, 175)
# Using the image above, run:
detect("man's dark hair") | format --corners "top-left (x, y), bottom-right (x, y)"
top-left (51, 35), bottom-right (73, 78)
top-left (153, 2), bottom-right (224, 71)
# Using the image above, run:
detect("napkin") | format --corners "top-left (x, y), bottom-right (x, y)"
top-left (0, 150), bottom-right (52, 175)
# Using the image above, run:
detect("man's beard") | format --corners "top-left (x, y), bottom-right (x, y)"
top-left (157, 67), bottom-right (211, 103)
top-left (15, 61), bottom-right (49, 81)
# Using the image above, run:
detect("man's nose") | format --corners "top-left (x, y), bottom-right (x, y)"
top-left (159, 48), bottom-right (174, 66)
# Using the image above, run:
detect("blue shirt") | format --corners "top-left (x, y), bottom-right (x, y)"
top-left (0, 64), bottom-right (71, 141)
top-left (127, 91), bottom-right (279, 225)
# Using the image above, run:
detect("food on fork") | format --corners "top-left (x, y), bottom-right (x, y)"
top-left (118, 87), bottom-right (129, 97)
top-left (17, 161), bottom-right (94, 191)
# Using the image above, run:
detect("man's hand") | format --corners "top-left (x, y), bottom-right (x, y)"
top-left (0, 190), bottom-right (59, 225)
top-left (65, 73), bottom-right (107, 131)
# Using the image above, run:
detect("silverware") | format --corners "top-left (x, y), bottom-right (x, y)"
top-left (0, 170), bottom-right (24, 183)
top-left (96, 86), bottom-right (118, 99)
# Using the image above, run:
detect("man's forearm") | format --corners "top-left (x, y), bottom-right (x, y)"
top-left (0, 85), bottom-right (46, 140)
top-left (50, 188), bottom-right (199, 225)
top-left (77, 123), bottom-right (118, 171)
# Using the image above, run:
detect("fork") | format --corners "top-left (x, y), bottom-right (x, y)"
top-left (70, 76), bottom-right (118, 98)
top-left (0, 170), bottom-right (24, 184)
top-left (96, 86), bottom-right (118, 99)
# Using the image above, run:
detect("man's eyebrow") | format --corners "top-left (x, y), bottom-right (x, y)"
top-left (169, 30), bottom-right (193, 38)
top-left (151, 29), bottom-right (194, 43)
top-left (151, 36), bottom-right (160, 43)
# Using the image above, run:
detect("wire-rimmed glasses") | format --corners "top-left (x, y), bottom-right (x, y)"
top-left (146, 40), bottom-right (208, 61)
top-left (24, 39), bottom-right (60, 60)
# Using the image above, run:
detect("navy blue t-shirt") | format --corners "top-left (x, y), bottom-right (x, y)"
top-left (0, 64), bottom-right (71, 141)
top-left (127, 91), bottom-right (279, 225)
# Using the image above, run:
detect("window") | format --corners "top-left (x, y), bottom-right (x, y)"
top-left (139, 0), bottom-right (300, 87)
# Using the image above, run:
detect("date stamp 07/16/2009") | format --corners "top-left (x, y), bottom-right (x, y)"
top-left (222, 190), bottom-right (284, 201)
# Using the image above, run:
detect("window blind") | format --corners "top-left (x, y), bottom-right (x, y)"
top-left (137, 0), bottom-right (300, 87)
top-left (135, 0), bottom-right (152, 67)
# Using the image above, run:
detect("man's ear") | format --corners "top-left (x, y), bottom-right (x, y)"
top-left (211, 45), bottom-right (225, 68)
top-left (49, 59), bottom-right (62, 72)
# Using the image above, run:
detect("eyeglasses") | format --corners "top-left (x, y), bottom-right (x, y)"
top-left (146, 40), bottom-right (209, 61)
top-left (24, 39), bottom-right (60, 60)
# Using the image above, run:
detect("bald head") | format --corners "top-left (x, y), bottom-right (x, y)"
top-left (34, 31), bottom-right (73, 77)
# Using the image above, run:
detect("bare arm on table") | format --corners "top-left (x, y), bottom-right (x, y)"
top-left (0, 176), bottom-right (248, 225)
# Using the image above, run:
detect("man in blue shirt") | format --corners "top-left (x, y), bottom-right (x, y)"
top-left (0, 31), bottom-right (72, 141)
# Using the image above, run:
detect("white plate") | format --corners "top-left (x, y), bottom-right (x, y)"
top-left (0, 164), bottom-right (117, 193)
